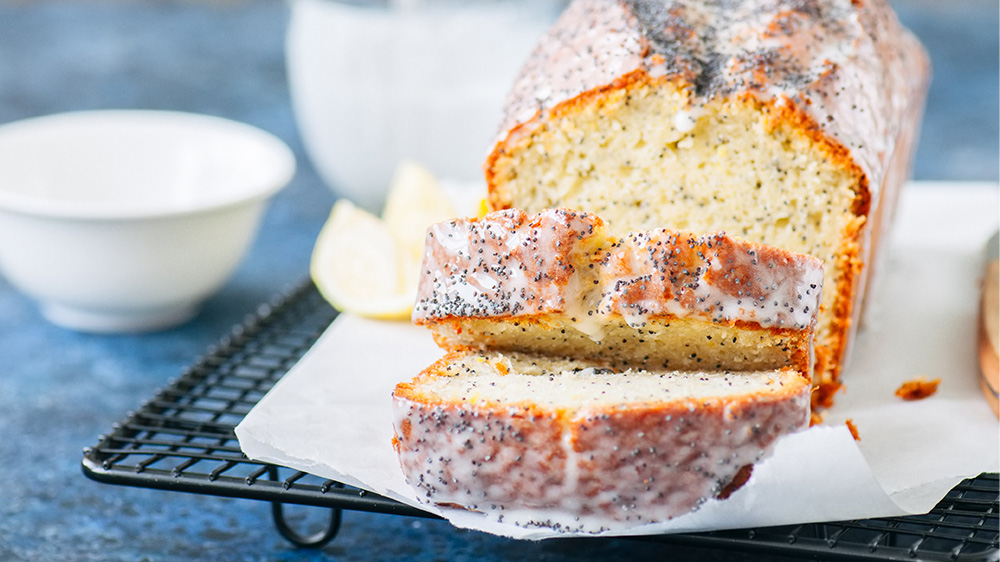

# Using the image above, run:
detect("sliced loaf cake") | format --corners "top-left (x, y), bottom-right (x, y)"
top-left (484, 0), bottom-right (930, 404)
top-left (393, 209), bottom-right (821, 530)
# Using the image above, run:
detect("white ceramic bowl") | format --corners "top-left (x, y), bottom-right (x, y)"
top-left (0, 110), bottom-right (295, 333)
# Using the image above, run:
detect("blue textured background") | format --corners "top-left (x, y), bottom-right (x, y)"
top-left (0, 1), bottom-right (996, 560)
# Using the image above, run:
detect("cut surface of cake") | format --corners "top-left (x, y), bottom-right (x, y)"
top-left (392, 350), bottom-right (811, 531)
top-left (414, 208), bottom-right (823, 375)
top-left (484, 0), bottom-right (931, 403)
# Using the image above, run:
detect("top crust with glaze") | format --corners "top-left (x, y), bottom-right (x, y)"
top-left (415, 208), bottom-right (823, 333)
top-left (490, 0), bottom-right (929, 202)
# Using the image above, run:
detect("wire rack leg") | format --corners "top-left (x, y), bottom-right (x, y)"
top-left (265, 465), bottom-right (342, 548)
top-left (270, 501), bottom-right (342, 548)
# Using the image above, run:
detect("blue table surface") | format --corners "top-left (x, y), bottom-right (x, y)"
top-left (0, 1), bottom-right (996, 561)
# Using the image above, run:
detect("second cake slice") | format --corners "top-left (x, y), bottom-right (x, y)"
top-left (413, 208), bottom-right (823, 376)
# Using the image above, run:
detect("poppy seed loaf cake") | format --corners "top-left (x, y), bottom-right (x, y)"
top-left (392, 351), bottom-right (810, 531)
top-left (393, 209), bottom-right (820, 530)
top-left (413, 208), bottom-right (823, 375)
top-left (484, 0), bottom-right (931, 405)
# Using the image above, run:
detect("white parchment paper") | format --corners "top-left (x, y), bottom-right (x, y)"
top-left (236, 182), bottom-right (1000, 539)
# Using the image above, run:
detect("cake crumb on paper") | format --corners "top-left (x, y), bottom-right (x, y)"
top-left (895, 376), bottom-right (941, 401)
top-left (845, 419), bottom-right (861, 441)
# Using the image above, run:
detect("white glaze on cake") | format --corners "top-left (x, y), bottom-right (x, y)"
top-left (413, 207), bottom-right (602, 320)
top-left (598, 229), bottom-right (823, 330)
top-left (413, 208), bottom-right (823, 332)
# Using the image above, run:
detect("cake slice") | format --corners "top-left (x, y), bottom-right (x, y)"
top-left (392, 350), bottom-right (811, 530)
top-left (413, 208), bottom-right (823, 375)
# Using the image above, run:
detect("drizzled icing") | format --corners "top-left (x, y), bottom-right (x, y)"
top-left (598, 230), bottom-right (824, 330)
top-left (412, 208), bottom-right (601, 321)
top-left (413, 208), bottom-right (823, 332)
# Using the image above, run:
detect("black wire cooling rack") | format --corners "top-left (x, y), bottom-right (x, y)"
top-left (82, 281), bottom-right (1000, 560)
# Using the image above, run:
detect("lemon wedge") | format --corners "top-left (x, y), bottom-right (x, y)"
top-left (383, 161), bottom-right (457, 265)
top-left (477, 197), bottom-right (491, 218)
top-left (310, 199), bottom-right (414, 319)
top-left (311, 161), bottom-right (457, 320)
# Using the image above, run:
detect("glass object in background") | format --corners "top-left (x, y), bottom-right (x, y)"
top-left (286, 0), bottom-right (565, 213)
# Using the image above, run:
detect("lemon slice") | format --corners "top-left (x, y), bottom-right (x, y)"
top-left (311, 161), bottom-right (458, 320)
top-left (383, 160), bottom-right (457, 265)
top-left (477, 197), bottom-right (491, 218)
top-left (311, 199), bottom-right (414, 320)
